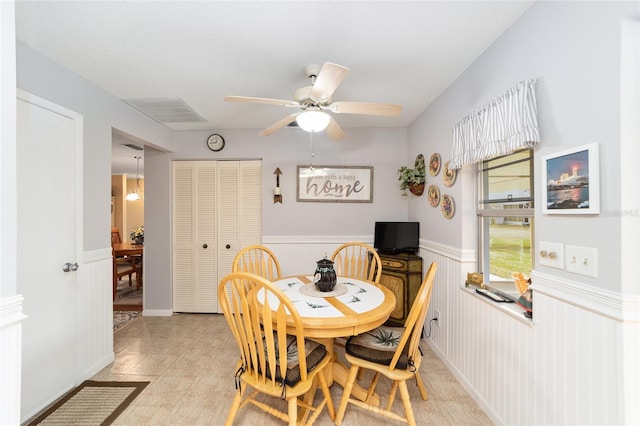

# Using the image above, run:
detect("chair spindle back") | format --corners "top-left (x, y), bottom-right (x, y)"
top-left (331, 242), bottom-right (382, 283)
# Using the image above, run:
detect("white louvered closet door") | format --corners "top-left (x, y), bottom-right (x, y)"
top-left (216, 161), bottom-right (262, 284)
top-left (238, 161), bottom-right (262, 247)
top-left (173, 160), bottom-right (261, 313)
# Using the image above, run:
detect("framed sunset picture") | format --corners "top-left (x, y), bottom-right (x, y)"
top-left (542, 143), bottom-right (599, 214)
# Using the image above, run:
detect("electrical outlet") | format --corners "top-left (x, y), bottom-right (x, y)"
top-left (565, 245), bottom-right (598, 277)
top-left (434, 309), bottom-right (441, 327)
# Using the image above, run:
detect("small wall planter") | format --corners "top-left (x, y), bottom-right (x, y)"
top-left (398, 154), bottom-right (426, 196)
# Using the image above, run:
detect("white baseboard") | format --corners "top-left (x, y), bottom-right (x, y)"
top-left (142, 309), bottom-right (173, 317)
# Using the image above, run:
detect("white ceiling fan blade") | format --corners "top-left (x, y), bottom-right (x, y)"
top-left (259, 113), bottom-right (299, 136)
top-left (325, 117), bottom-right (345, 140)
top-left (329, 101), bottom-right (402, 117)
top-left (310, 62), bottom-right (350, 103)
top-left (224, 96), bottom-right (299, 108)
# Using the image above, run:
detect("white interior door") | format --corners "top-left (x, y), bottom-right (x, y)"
top-left (17, 91), bottom-right (82, 420)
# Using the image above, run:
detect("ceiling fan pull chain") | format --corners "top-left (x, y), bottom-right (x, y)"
top-left (309, 132), bottom-right (315, 170)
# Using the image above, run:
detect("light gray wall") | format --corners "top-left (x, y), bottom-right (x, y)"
top-left (15, 41), bottom-right (411, 310)
top-left (143, 127), bottom-right (409, 309)
top-left (16, 42), bottom-right (174, 251)
top-left (408, 1), bottom-right (639, 294)
top-left (1, 1), bottom-right (17, 298)
top-left (170, 128), bottom-right (409, 234)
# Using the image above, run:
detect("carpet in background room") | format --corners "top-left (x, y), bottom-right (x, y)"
top-left (113, 277), bottom-right (142, 311)
top-left (113, 311), bottom-right (142, 333)
top-left (113, 277), bottom-right (143, 332)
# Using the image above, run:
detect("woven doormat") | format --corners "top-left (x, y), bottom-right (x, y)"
top-left (26, 380), bottom-right (149, 425)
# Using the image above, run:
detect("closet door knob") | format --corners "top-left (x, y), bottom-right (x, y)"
top-left (226, 244), bottom-right (231, 249)
top-left (202, 243), bottom-right (208, 249)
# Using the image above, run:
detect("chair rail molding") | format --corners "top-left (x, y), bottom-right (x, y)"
top-left (263, 234), bottom-right (372, 245)
top-left (531, 270), bottom-right (640, 323)
top-left (421, 238), bottom-right (476, 264)
top-left (1, 294), bottom-right (27, 328)
top-left (83, 247), bottom-right (113, 264)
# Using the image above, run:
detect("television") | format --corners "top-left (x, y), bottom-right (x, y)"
top-left (373, 221), bottom-right (419, 255)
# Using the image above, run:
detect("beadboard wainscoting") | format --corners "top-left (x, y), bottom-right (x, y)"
top-left (2, 249), bottom-right (115, 424)
top-left (79, 248), bottom-right (116, 378)
top-left (0, 295), bottom-right (27, 425)
top-left (224, 236), bottom-right (639, 423)
top-left (264, 235), bottom-right (373, 278)
top-left (418, 241), bottom-right (640, 426)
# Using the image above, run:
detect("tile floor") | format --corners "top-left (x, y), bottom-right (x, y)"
top-left (92, 314), bottom-right (493, 425)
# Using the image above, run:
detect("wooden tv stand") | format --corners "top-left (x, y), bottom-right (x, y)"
top-left (377, 252), bottom-right (423, 326)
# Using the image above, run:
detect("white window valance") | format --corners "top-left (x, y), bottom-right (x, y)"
top-left (450, 79), bottom-right (540, 170)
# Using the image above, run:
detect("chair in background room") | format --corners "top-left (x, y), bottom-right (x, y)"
top-left (334, 262), bottom-right (438, 426)
top-left (111, 227), bottom-right (141, 299)
top-left (232, 245), bottom-right (282, 280)
top-left (218, 272), bottom-right (335, 426)
top-left (330, 242), bottom-right (382, 283)
top-left (112, 247), bottom-right (138, 300)
top-left (111, 227), bottom-right (122, 245)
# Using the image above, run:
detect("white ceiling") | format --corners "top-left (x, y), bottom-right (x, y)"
top-left (15, 0), bottom-right (535, 175)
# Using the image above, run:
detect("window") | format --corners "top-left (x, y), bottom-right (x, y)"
top-left (478, 149), bottom-right (534, 300)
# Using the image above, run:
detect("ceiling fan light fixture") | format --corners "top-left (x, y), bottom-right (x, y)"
top-left (297, 110), bottom-right (330, 133)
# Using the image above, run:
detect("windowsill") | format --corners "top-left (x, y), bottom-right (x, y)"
top-left (461, 285), bottom-right (534, 327)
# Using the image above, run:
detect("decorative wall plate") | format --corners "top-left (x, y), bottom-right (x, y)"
top-left (441, 194), bottom-right (455, 219)
top-left (428, 185), bottom-right (440, 207)
top-left (442, 161), bottom-right (457, 187)
top-left (429, 153), bottom-right (441, 176)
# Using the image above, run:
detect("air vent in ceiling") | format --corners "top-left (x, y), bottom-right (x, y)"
top-left (124, 98), bottom-right (206, 124)
top-left (122, 143), bottom-right (144, 151)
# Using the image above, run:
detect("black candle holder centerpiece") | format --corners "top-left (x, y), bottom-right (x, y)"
top-left (314, 254), bottom-right (337, 292)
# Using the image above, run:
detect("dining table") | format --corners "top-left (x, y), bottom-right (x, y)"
top-left (262, 274), bottom-right (396, 406)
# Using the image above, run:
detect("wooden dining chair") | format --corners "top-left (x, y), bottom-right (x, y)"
top-left (111, 227), bottom-right (140, 298)
top-left (334, 262), bottom-right (438, 426)
top-left (111, 227), bottom-right (122, 244)
top-left (330, 242), bottom-right (382, 283)
top-left (218, 272), bottom-right (335, 426)
top-left (232, 245), bottom-right (282, 280)
top-left (112, 247), bottom-right (138, 300)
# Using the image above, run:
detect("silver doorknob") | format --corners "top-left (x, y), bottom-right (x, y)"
top-left (62, 262), bottom-right (79, 272)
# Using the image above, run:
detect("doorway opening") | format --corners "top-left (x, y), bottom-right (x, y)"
top-left (112, 129), bottom-right (145, 312)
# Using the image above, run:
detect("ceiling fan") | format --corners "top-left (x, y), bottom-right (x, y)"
top-left (224, 62), bottom-right (402, 140)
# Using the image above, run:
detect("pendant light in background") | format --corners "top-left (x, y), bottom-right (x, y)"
top-left (125, 156), bottom-right (143, 201)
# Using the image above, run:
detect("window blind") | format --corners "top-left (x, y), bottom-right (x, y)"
top-left (450, 79), bottom-right (540, 170)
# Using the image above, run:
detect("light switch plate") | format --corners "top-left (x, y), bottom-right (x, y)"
top-left (565, 245), bottom-right (598, 277)
top-left (538, 241), bottom-right (564, 269)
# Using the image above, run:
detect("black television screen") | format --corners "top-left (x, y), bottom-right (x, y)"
top-left (374, 221), bottom-right (419, 254)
